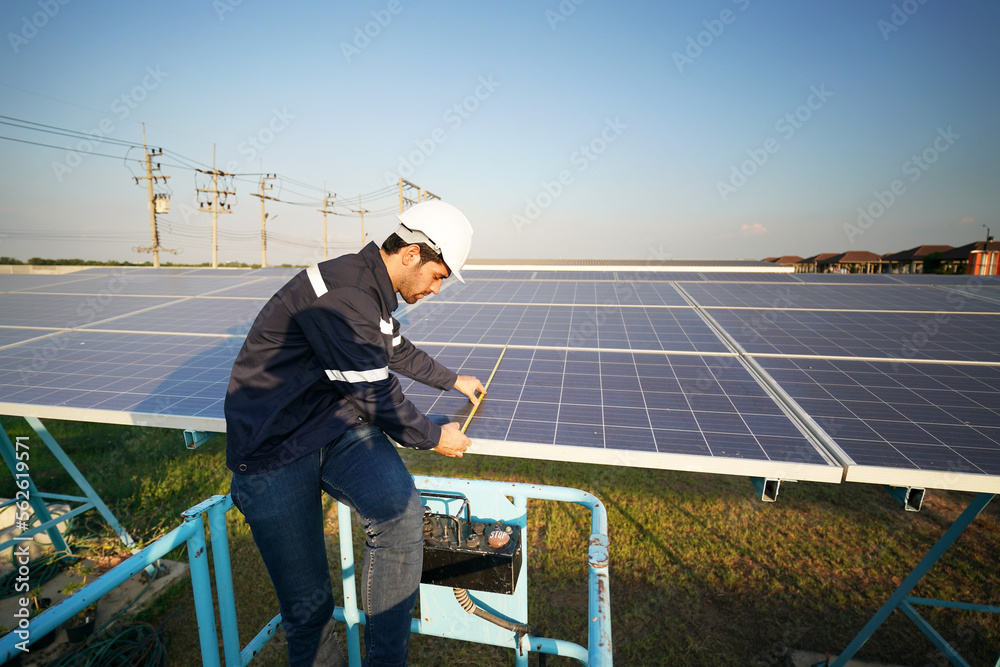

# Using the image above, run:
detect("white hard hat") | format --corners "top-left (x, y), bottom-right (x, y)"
top-left (394, 200), bottom-right (473, 283)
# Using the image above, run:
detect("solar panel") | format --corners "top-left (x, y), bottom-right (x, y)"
top-left (206, 278), bottom-right (289, 298)
top-left (432, 280), bottom-right (688, 307)
top-left (180, 268), bottom-right (261, 276)
top-left (401, 303), bottom-right (729, 352)
top-left (963, 285), bottom-right (1000, 304)
top-left (3, 267), bottom-right (999, 492)
top-left (0, 292), bottom-right (182, 329)
top-left (706, 309), bottom-right (1000, 363)
top-left (0, 274), bottom-right (102, 292)
top-left (96, 266), bottom-right (206, 276)
top-left (525, 271), bottom-right (619, 281)
top-left (611, 271), bottom-right (706, 282)
top-left (399, 345), bottom-right (841, 481)
top-left (14, 274), bottom-right (258, 297)
top-left (460, 269), bottom-right (537, 280)
top-left (757, 357), bottom-right (1000, 492)
top-left (0, 330), bottom-right (235, 431)
top-left (681, 283), bottom-right (1000, 312)
top-left (0, 328), bottom-right (58, 349)
top-left (697, 272), bottom-right (799, 283)
top-left (79, 298), bottom-right (269, 336)
top-left (791, 273), bottom-right (926, 284)
top-left (888, 274), bottom-right (1000, 286)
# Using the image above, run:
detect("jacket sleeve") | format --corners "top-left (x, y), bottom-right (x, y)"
top-left (388, 318), bottom-right (458, 391)
top-left (294, 286), bottom-right (442, 449)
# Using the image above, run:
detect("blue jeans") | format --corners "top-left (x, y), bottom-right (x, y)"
top-left (231, 424), bottom-right (424, 666)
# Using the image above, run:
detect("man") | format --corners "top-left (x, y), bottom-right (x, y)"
top-left (225, 200), bottom-right (485, 665)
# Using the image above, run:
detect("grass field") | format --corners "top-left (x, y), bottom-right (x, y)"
top-left (2, 417), bottom-right (998, 666)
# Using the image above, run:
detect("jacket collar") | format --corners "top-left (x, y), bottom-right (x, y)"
top-left (360, 241), bottom-right (398, 313)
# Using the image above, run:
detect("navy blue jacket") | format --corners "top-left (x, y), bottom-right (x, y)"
top-left (224, 243), bottom-right (457, 474)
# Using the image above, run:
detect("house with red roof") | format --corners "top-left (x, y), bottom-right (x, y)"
top-left (881, 245), bottom-right (953, 274)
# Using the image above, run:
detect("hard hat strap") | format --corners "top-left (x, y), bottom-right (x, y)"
top-left (395, 223), bottom-right (443, 257)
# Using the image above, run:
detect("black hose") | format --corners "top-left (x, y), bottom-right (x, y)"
top-left (453, 587), bottom-right (533, 635)
top-left (0, 551), bottom-right (76, 599)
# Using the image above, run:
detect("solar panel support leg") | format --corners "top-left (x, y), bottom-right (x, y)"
top-left (883, 485), bottom-right (924, 512)
top-left (750, 477), bottom-right (781, 502)
top-left (829, 492), bottom-right (994, 667)
top-left (184, 430), bottom-right (219, 450)
top-left (0, 417), bottom-right (70, 554)
top-left (24, 417), bottom-right (139, 554)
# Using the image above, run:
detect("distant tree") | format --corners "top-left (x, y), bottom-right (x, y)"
top-left (0, 257), bottom-right (24, 264)
top-left (922, 252), bottom-right (944, 274)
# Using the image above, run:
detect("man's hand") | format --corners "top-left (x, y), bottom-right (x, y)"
top-left (453, 375), bottom-right (485, 405)
top-left (434, 422), bottom-right (471, 458)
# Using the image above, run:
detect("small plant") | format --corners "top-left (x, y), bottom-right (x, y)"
top-left (62, 562), bottom-right (97, 590)
top-left (27, 585), bottom-right (49, 616)
top-left (61, 563), bottom-right (99, 627)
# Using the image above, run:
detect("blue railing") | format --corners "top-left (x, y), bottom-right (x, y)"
top-left (1, 477), bottom-right (613, 666)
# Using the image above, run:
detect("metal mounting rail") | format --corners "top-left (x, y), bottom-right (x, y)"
top-left (672, 283), bottom-right (849, 481)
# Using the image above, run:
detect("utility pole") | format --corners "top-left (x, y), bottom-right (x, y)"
top-left (352, 195), bottom-right (369, 250)
top-left (196, 145), bottom-right (235, 268)
top-left (399, 178), bottom-right (418, 213)
top-left (316, 184), bottom-right (337, 261)
top-left (398, 177), bottom-right (440, 213)
top-left (133, 124), bottom-right (175, 267)
top-left (250, 172), bottom-right (277, 267)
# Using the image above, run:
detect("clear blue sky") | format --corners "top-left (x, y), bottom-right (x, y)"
top-left (1, 0), bottom-right (997, 265)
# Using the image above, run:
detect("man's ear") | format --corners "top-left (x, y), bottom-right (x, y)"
top-left (401, 244), bottom-right (421, 266)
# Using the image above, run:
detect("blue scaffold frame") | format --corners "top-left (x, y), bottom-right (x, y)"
top-left (0, 494), bottom-right (222, 664)
top-left (826, 492), bottom-right (998, 667)
top-left (0, 416), bottom-right (139, 558)
top-left (1, 478), bottom-right (612, 666)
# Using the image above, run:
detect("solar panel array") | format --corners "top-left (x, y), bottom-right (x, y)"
top-left (2, 265), bottom-right (999, 492)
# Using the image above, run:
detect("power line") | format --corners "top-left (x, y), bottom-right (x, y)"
top-left (3, 112), bottom-right (445, 263)
top-left (0, 117), bottom-right (144, 150)
top-left (0, 134), bottom-right (145, 163)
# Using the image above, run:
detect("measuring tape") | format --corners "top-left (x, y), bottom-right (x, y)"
top-left (460, 346), bottom-right (508, 434)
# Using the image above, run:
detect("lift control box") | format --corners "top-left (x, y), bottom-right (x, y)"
top-left (420, 492), bottom-right (522, 594)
